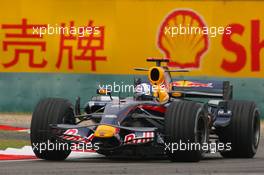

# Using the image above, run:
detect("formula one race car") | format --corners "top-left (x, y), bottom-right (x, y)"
top-left (30, 58), bottom-right (260, 162)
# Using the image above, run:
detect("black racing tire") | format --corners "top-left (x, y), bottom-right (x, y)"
top-left (218, 100), bottom-right (260, 158)
top-left (165, 101), bottom-right (208, 162)
top-left (30, 98), bottom-right (76, 160)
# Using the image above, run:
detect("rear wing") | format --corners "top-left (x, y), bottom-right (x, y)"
top-left (170, 80), bottom-right (233, 100)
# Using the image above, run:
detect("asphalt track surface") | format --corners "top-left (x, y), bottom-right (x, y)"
top-left (0, 137), bottom-right (263, 175)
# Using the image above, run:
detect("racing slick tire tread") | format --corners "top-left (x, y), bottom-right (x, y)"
top-left (165, 101), bottom-right (208, 162)
top-left (30, 98), bottom-right (75, 161)
top-left (219, 100), bottom-right (260, 158)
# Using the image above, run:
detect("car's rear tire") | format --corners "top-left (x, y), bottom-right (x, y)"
top-left (165, 101), bottom-right (208, 162)
top-left (218, 100), bottom-right (260, 158)
top-left (30, 98), bottom-right (75, 160)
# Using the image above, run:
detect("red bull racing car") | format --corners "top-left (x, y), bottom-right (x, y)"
top-left (30, 58), bottom-right (260, 162)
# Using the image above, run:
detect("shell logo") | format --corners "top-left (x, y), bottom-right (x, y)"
top-left (158, 9), bottom-right (209, 69)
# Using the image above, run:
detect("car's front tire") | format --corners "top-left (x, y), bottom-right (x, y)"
top-left (218, 100), bottom-right (260, 158)
top-left (30, 98), bottom-right (75, 160)
top-left (165, 101), bottom-right (208, 162)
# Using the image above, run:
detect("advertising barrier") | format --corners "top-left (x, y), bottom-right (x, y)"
top-left (0, 0), bottom-right (263, 115)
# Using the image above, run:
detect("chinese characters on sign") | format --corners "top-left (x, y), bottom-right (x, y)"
top-left (1, 18), bottom-right (107, 71)
top-left (2, 19), bottom-right (47, 68)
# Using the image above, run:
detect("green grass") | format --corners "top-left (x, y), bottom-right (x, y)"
top-left (0, 112), bottom-right (32, 115)
top-left (0, 139), bottom-right (30, 150)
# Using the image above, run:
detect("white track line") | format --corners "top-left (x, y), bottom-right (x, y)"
top-left (0, 159), bottom-right (38, 163)
top-left (0, 146), bottom-right (102, 161)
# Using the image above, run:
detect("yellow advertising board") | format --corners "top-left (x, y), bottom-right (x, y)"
top-left (0, 0), bottom-right (264, 78)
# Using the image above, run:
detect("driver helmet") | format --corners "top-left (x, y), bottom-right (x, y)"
top-left (134, 83), bottom-right (153, 100)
